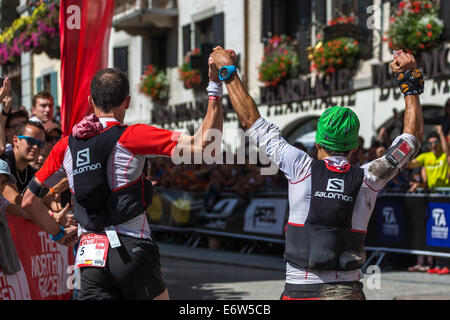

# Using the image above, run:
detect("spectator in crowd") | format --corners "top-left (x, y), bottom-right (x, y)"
top-left (408, 127), bottom-right (450, 190)
top-left (54, 106), bottom-right (61, 124)
top-left (407, 126), bottom-right (450, 274)
top-left (424, 98), bottom-right (450, 136)
top-left (29, 91), bottom-right (54, 124)
top-left (350, 136), bottom-right (366, 166)
top-left (4, 110), bottom-right (28, 153)
top-left (0, 158), bottom-right (33, 276)
top-left (0, 121), bottom-right (46, 202)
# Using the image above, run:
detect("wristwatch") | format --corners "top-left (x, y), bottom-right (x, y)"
top-left (219, 65), bottom-right (237, 81)
top-left (50, 226), bottom-right (66, 242)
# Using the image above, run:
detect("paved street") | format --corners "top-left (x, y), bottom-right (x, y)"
top-left (159, 243), bottom-right (450, 300)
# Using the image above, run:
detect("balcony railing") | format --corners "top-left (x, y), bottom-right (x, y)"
top-left (114, 0), bottom-right (176, 16)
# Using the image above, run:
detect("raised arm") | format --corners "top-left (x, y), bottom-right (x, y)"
top-left (176, 56), bottom-right (223, 155)
top-left (0, 78), bottom-right (11, 154)
top-left (210, 47), bottom-right (261, 131)
top-left (390, 52), bottom-right (424, 144)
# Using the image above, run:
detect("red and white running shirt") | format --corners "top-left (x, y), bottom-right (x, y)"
top-left (36, 117), bottom-right (181, 239)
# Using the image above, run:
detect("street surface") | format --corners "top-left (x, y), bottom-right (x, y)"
top-left (159, 244), bottom-right (450, 300)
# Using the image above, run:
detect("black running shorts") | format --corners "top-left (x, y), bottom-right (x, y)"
top-left (77, 234), bottom-right (166, 300)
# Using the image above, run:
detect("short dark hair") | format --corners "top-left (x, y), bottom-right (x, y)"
top-left (32, 91), bottom-right (54, 108)
top-left (14, 120), bottom-right (45, 136)
top-left (427, 131), bottom-right (440, 141)
top-left (90, 68), bottom-right (129, 113)
top-left (323, 147), bottom-right (352, 157)
top-left (6, 110), bottom-right (28, 129)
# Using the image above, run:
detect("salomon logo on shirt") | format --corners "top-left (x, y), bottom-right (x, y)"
top-left (326, 178), bottom-right (345, 193)
top-left (73, 148), bottom-right (102, 176)
top-left (314, 178), bottom-right (353, 202)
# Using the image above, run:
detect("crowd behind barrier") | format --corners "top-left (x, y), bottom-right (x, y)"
top-left (1, 89), bottom-right (450, 300)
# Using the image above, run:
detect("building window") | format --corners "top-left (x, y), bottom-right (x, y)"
top-left (150, 35), bottom-right (167, 71)
top-left (194, 13), bottom-right (224, 49)
top-left (262, 0), bottom-right (311, 41)
top-left (331, 0), bottom-right (359, 18)
top-left (114, 47), bottom-right (128, 75)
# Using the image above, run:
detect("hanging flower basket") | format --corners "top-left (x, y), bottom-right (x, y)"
top-left (258, 34), bottom-right (300, 87)
top-left (386, 0), bottom-right (444, 54)
top-left (308, 13), bottom-right (362, 75)
top-left (0, 0), bottom-right (59, 65)
top-left (179, 48), bottom-right (202, 89)
top-left (309, 38), bottom-right (360, 74)
top-left (139, 65), bottom-right (170, 101)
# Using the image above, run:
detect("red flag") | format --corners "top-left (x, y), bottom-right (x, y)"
top-left (59, 0), bottom-right (115, 136)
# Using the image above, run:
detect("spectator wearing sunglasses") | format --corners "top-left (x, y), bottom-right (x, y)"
top-left (408, 127), bottom-right (450, 190)
top-left (30, 121), bottom-right (63, 171)
top-left (0, 121), bottom-right (45, 200)
top-left (4, 110), bottom-right (28, 153)
top-left (407, 127), bottom-right (450, 275)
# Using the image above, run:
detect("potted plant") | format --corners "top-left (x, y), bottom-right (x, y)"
top-left (139, 65), bottom-right (169, 101)
top-left (309, 38), bottom-right (360, 74)
top-left (179, 48), bottom-right (202, 89)
top-left (309, 13), bottom-right (362, 74)
top-left (0, 0), bottom-right (59, 65)
top-left (258, 34), bottom-right (300, 87)
top-left (386, 0), bottom-right (444, 54)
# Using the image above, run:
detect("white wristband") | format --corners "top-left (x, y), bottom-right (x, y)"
top-left (207, 81), bottom-right (223, 98)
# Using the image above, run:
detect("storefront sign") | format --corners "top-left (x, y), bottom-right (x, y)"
top-left (372, 47), bottom-right (450, 102)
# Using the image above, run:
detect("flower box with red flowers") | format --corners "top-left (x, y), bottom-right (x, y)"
top-left (139, 65), bottom-right (170, 101)
top-left (386, 0), bottom-right (444, 55)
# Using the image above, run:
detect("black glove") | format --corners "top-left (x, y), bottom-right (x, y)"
top-left (395, 69), bottom-right (424, 97)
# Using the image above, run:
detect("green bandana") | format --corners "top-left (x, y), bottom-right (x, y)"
top-left (315, 106), bottom-right (360, 152)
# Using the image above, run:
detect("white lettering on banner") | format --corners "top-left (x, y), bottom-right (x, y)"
top-left (30, 232), bottom-right (67, 298)
top-left (432, 208), bottom-right (449, 240)
top-left (66, 5), bottom-right (81, 30)
top-left (0, 272), bottom-right (15, 300)
top-left (382, 207), bottom-right (399, 236)
top-left (243, 199), bottom-right (287, 235)
top-left (0, 264), bottom-right (31, 300)
top-left (205, 219), bottom-right (227, 229)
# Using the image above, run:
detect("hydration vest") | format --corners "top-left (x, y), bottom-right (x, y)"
top-left (68, 124), bottom-right (153, 232)
top-left (284, 160), bottom-right (366, 271)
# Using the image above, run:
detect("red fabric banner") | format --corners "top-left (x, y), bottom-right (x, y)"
top-left (59, 0), bottom-right (115, 136)
top-left (1, 215), bottom-right (74, 300)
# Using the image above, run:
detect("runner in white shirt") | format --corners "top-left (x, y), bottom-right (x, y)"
top-left (210, 48), bottom-right (424, 299)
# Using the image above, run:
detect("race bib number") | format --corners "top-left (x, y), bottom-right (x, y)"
top-left (75, 234), bottom-right (109, 268)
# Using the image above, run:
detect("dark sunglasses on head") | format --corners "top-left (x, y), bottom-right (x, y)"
top-left (17, 135), bottom-right (45, 149)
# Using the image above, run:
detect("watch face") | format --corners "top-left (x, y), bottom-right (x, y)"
top-left (220, 68), bottom-right (228, 78)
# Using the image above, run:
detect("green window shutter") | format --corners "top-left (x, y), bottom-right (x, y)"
top-left (36, 76), bottom-right (42, 93)
top-left (50, 72), bottom-right (58, 103)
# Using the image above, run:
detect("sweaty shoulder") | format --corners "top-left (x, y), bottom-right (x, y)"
top-left (362, 133), bottom-right (420, 190)
top-left (118, 124), bottom-right (181, 156)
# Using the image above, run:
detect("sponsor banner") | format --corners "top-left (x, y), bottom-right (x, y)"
top-left (4, 215), bottom-right (73, 300)
top-left (375, 199), bottom-right (404, 244)
top-left (426, 202), bottom-right (450, 248)
top-left (243, 199), bottom-right (288, 236)
top-left (0, 262), bottom-right (31, 300)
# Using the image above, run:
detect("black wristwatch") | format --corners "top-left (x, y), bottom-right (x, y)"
top-left (2, 109), bottom-right (11, 117)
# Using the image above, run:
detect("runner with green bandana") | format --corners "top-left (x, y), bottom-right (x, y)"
top-left (210, 47), bottom-right (424, 300)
